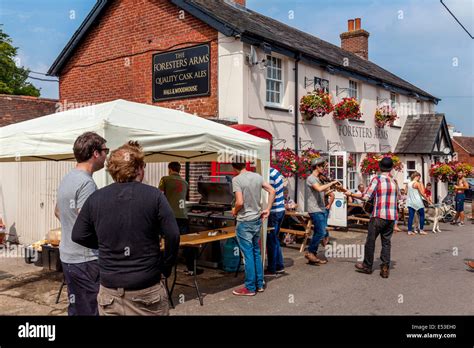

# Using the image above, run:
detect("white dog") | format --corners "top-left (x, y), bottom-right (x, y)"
top-left (412, 203), bottom-right (453, 233)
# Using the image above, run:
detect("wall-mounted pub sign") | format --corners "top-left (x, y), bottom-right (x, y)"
top-left (153, 43), bottom-right (210, 102)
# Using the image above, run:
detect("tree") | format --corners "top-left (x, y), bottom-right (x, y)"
top-left (0, 25), bottom-right (40, 97)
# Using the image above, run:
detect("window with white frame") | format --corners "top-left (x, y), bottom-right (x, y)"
top-left (266, 56), bottom-right (283, 105)
top-left (349, 80), bottom-right (358, 100)
top-left (348, 153), bottom-right (357, 190)
top-left (406, 160), bottom-right (416, 181)
top-left (391, 92), bottom-right (401, 126)
top-left (390, 92), bottom-right (398, 109)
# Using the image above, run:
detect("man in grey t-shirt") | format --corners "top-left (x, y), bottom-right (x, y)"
top-left (305, 157), bottom-right (339, 265)
top-left (55, 132), bottom-right (108, 316)
top-left (231, 163), bottom-right (275, 296)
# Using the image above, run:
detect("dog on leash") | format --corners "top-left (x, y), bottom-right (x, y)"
top-left (412, 203), bottom-right (452, 233)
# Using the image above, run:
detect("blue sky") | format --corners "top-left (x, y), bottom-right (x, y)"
top-left (1, 0), bottom-right (473, 134)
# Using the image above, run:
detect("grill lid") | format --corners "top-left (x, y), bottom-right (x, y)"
top-left (197, 175), bottom-right (234, 206)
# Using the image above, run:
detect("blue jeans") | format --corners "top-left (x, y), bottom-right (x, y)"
top-left (236, 219), bottom-right (264, 292)
top-left (408, 207), bottom-right (425, 231)
top-left (308, 210), bottom-right (328, 254)
top-left (267, 210), bottom-right (285, 273)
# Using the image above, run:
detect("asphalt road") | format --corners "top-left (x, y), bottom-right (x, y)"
top-left (171, 222), bottom-right (474, 315)
top-left (0, 219), bottom-right (472, 316)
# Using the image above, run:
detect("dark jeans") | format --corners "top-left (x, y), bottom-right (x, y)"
top-left (62, 260), bottom-right (100, 316)
top-left (308, 210), bottom-right (329, 254)
top-left (267, 210), bottom-right (285, 273)
top-left (408, 207), bottom-right (425, 231)
top-left (176, 218), bottom-right (195, 271)
top-left (363, 217), bottom-right (395, 269)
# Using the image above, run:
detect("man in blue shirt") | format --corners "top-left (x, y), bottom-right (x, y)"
top-left (265, 167), bottom-right (286, 276)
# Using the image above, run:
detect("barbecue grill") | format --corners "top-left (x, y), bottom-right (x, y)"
top-left (186, 175), bottom-right (236, 268)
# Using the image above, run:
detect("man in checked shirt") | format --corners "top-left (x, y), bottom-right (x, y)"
top-left (345, 157), bottom-right (399, 278)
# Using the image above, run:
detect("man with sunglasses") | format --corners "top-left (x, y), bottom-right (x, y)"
top-left (55, 132), bottom-right (108, 315)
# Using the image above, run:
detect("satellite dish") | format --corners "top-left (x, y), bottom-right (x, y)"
top-left (249, 46), bottom-right (259, 66)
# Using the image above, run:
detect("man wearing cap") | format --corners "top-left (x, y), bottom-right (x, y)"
top-left (345, 157), bottom-right (399, 278)
top-left (305, 157), bottom-right (339, 265)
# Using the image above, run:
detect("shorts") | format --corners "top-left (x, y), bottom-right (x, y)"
top-left (455, 193), bottom-right (465, 213)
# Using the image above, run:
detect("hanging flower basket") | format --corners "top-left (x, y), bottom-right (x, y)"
top-left (374, 105), bottom-right (398, 128)
top-left (360, 153), bottom-right (403, 175)
top-left (297, 148), bottom-right (321, 179)
top-left (430, 161), bottom-right (473, 182)
top-left (333, 97), bottom-right (362, 121)
top-left (299, 89), bottom-right (334, 121)
top-left (430, 163), bottom-right (456, 182)
top-left (271, 148), bottom-right (298, 178)
top-left (452, 161), bottom-right (473, 177)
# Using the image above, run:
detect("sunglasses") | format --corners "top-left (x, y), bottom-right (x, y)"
top-left (98, 147), bottom-right (110, 155)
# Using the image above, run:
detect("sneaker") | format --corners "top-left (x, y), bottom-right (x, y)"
top-left (458, 222), bottom-right (465, 226)
top-left (419, 230), bottom-right (428, 235)
top-left (232, 287), bottom-right (256, 296)
top-left (185, 268), bottom-right (204, 276)
top-left (407, 231), bottom-right (415, 236)
top-left (257, 287), bottom-right (265, 293)
top-left (276, 269), bottom-right (286, 275)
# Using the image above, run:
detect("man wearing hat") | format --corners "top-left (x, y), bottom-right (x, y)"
top-left (345, 157), bottom-right (399, 278)
top-left (305, 156), bottom-right (340, 265)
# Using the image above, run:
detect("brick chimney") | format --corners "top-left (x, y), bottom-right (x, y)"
top-left (340, 18), bottom-right (370, 60)
top-left (233, 0), bottom-right (246, 6)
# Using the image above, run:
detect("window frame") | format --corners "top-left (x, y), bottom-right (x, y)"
top-left (406, 160), bottom-right (417, 181)
top-left (265, 55), bottom-right (284, 107)
top-left (349, 80), bottom-right (358, 100)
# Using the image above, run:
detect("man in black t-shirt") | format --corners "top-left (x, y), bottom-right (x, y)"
top-left (72, 141), bottom-right (180, 316)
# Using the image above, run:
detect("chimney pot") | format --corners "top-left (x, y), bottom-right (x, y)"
top-left (233, 0), bottom-right (246, 6)
top-left (348, 19), bottom-right (355, 32)
top-left (355, 18), bottom-right (361, 30)
top-left (340, 18), bottom-right (370, 60)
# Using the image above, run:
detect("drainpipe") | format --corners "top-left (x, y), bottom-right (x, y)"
top-left (294, 54), bottom-right (301, 203)
top-left (421, 155), bottom-right (425, 184)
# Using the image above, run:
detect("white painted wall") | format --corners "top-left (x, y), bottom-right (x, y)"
top-left (0, 161), bottom-right (168, 246)
top-left (217, 40), bottom-right (438, 211)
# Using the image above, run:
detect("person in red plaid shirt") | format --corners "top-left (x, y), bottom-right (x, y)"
top-left (345, 157), bottom-right (399, 278)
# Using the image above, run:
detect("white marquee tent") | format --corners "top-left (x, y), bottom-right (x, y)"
top-left (0, 99), bottom-right (271, 260)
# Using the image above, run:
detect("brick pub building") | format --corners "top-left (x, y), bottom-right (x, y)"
top-left (47, 0), bottom-right (448, 208)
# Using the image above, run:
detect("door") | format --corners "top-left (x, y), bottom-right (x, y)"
top-left (327, 152), bottom-right (347, 227)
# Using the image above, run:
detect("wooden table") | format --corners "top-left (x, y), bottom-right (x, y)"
top-left (169, 226), bottom-right (238, 306)
top-left (281, 211), bottom-right (313, 253)
top-left (347, 203), bottom-right (371, 224)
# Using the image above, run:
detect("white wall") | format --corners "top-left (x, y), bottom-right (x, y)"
top-left (218, 40), bottom-right (437, 210)
top-left (0, 161), bottom-right (168, 246)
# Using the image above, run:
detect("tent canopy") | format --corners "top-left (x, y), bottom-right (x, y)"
top-left (0, 99), bottom-right (271, 264)
top-left (0, 99), bottom-right (270, 164)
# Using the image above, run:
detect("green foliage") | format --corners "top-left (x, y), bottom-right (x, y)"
top-left (0, 25), bottom-right (40, 97)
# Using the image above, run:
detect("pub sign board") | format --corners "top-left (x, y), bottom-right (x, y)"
top-left (152, 43), bottom-right (210, 102)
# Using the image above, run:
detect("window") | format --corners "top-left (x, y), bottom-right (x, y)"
top-left (406, 160), bottom-right (416, 181)
top-left (349, 80), bottom-right (358, 100)
top-left (390, 92), bottom-right (401, 126)
top-left (390, 92), bottom-right (398, 109)
top-left (349, 172), bottom-right (356, 191)
top-left (266, 56), bottom-right (283, 105)
top-left (347, 153), bottom-right (357, 190)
